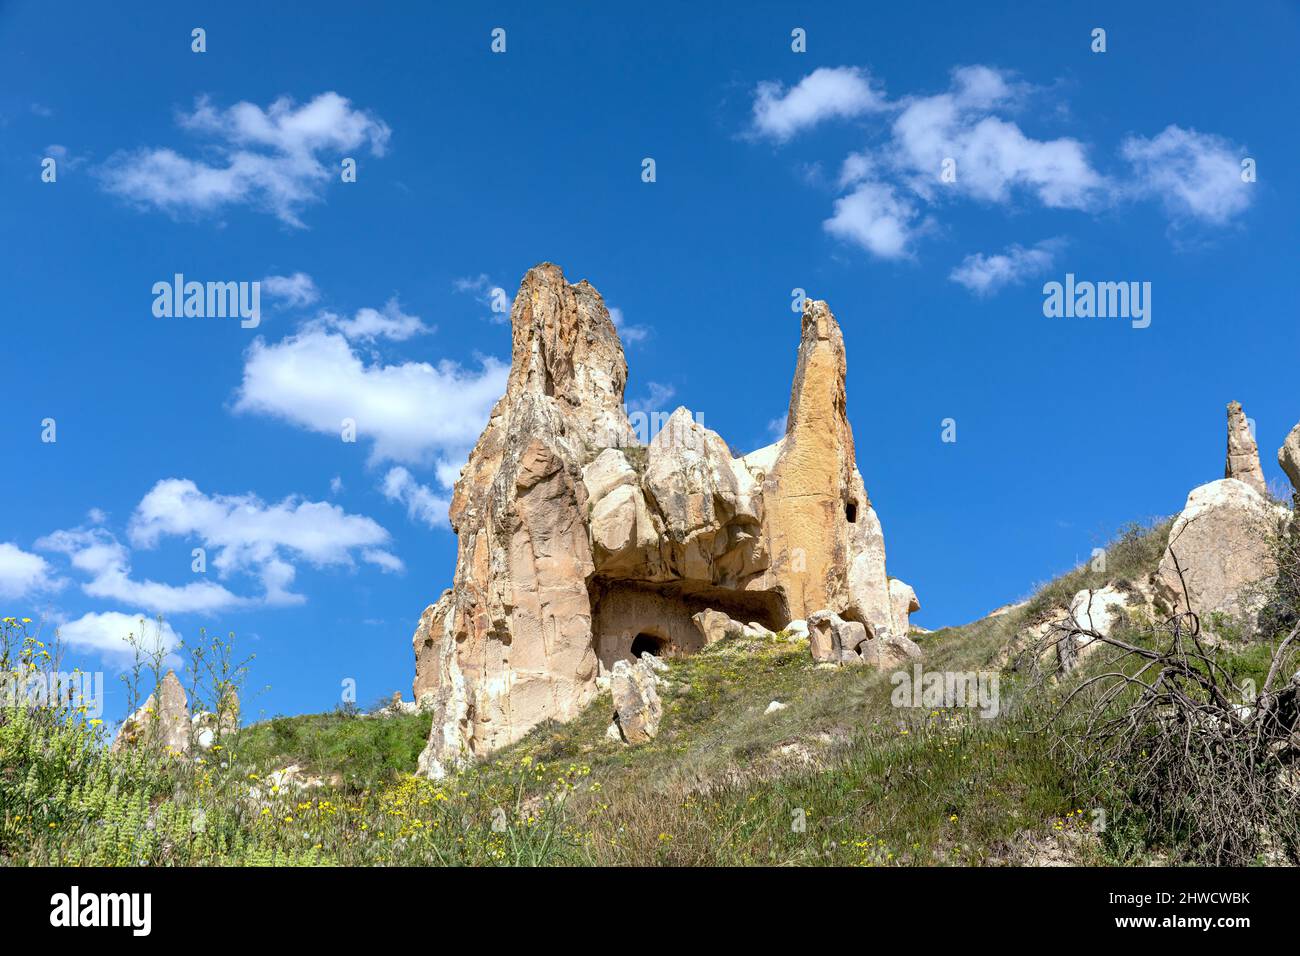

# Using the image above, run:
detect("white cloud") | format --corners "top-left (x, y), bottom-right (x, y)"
top-left (609, 306), bottom-right (649, 344)
top-left (382, 466), bottom-right (450, 529)
top-left (0, 543), bottom-right (59, 600)
top-left (752, 67), bottom-right (889, 141)
top-left (234, 327), bottom-right (507, 468)
top-left (949, 238), bottom-right (1063, 296)
top-left (128, 479), bottom-right (402, 593)
top-left (824, 180), bottom-right (921, 259)
top-left (752, 64), bottom-right (1249, 260)
top-left (99, 92), bottom-right (390, 227)
top-left (887, 67), bottom-right (1103, 209)
top-left (262, 272), bottom-right (320, 308)
top-left (627, 381), bottom-right (676, 415)
top-left (44, 143), bottom-right (86, 171)
top-left (58, 611), bottom-right (180, 665)
top-left (329, 476), bottom-right (343, 495)
top-left (37, 527), bottom-right (247, 614)
top-left (315, 298), bottom-right (431, 342)
top-left (454, 274), bottom-right (513, 324)
top-left (37, 480), bottom-right (399, 613)
top-left (1121, 125), bottom-right (1252, 225)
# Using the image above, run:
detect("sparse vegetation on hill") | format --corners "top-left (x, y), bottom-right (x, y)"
top-left (4, 517), bottom-right (1298, 866)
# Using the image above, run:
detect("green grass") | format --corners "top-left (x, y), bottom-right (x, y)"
top-left (232, 707), bottom-right (430, 792)
top-left (5, 516), bottom-right (1290, 866)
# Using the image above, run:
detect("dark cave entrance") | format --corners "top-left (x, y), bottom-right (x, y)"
top-left (846, 500), bottom-right (858, 523)
top-left (630, 632), bottom-right (668, 659)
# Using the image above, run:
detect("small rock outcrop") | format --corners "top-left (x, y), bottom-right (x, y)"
top-left (112, 670), bottom-right (191, 755)
top-left (1225, 401), bottom-right (1268, 497)
top-left (412, 263), bottom-right (917, 776)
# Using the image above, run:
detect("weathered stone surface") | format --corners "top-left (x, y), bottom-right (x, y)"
top-left (807, 609), bottom-right (869, 664)
top-left (691, 609), bottom-right (744, 645)
top-left (1155, 478), bottom-right (1286, 626)
top-left (889, 579), bottom-right (921, 643)
top-left (1059, 586), bottom-right (1132, 670)
top-left (112, 670), bottom-right (191, 755)
top-left (755, 300), bottom-right (897, 638)
top-left (412, 265), bottom-right (915, 775)
top-left (1279, 422), bottom-right (1300, 498)
top-left (610, 657), bottom-right (662, 744)
top-left (1225, 401), bottom-right (1267, 497)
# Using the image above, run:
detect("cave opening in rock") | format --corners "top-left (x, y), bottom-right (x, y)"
top-left (846, 501), bottom-right (858, 523)
top-left (630, 632), bottom-right (667, 659)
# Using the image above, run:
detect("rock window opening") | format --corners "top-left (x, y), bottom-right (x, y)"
top-left (630, 633), bottom-right (668, 659)
top-left (846, 501), bottom-right (858, 523)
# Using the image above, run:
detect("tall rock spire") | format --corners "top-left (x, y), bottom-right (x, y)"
top-left (1225, 400), bottom-right (1267, 497)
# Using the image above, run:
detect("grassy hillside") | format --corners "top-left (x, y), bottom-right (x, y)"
top-left (4, 516), bottom-right (1296, 866)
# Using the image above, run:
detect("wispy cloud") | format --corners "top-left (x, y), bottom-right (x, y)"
top-left (99, 92), bottom-right (390, 227)
top-left (949, 238), bottom-right (1064, 296)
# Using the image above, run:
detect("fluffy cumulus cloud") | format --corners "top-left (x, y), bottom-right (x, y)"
top-left (99, 92), bottom-right (390, 227)
top-left (57, 611), bottom-right (181, 665)
top-left (824, 180), bottom-right (923, 260)
top-left (750, 64), bottom-right (1251, 260)
top-left (128, 478), bottom-right (401, 603)
top-left (235, 327), bottom-right (507, 469)
top-left (382, 466), bottom-right (451, 529)
top-left (1121, 125), bottom-right (1252, 225)
top-left (38, 526), bottom-right (250, 614)
top-left (37, 480), bottom-right (399, 613)
top-left (0, 542), bottom-right (59, 600)
top-left (752, 66), bottom-right (889, 141)
top-left (314, 299), bottom-right (431, 342)
top-left (949, 238), bottom-right (1064, 296)
top-left (262, 272), bottom-right (320, 309)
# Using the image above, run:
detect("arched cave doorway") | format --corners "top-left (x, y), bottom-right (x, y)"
top-left (630, 632), bottom-right (668, 660)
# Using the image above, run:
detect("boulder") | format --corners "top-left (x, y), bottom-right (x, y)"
top-left (807, 609), bottom-right (868, 664)
top-left (888, 579), bottom-right (921, 642)
top-left (1279, 422), bottom-right (1300, 499)
top-left (1224, 401), bottom-right (1268, 497)
top-left (1155, 478), bottom-right (1286, 626)
top-left (1060, 586), bottom-right (1132, 670)
top-left (691, 609), bottom-right (745, 645)
top-left (610, 657), bottom-right (663, 744)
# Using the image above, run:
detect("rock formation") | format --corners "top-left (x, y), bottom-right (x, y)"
top-left (412, 263), bottom-right (916, 777)
top-left (610, 655), bottom-right (663, 744)
top-left (1279, 422), bottom-right (1300, 502)
top-left (1155, 479), bottom-right (1285, 625)
top-left (1224, 401), bottom-right (1267, 496)
top-left (112, 670), bottom-right (191, 755)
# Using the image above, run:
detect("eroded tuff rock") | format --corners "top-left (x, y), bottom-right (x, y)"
top-left (1155, 478), bottom-right (1286, 626)
top-left (1279, 422), bottom-right (1300, 501)
top-left (112, 670), bottom-right (191, 755)
top-left (412, 263), bottom-right (915, 777)
top-left (1225, 401), bottom-right (1267, 497)
top-left (610, 656), bottom-right (663, 744)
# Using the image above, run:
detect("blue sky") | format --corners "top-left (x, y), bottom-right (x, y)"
top-left (2, 1), bottom-right (1297, 723)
